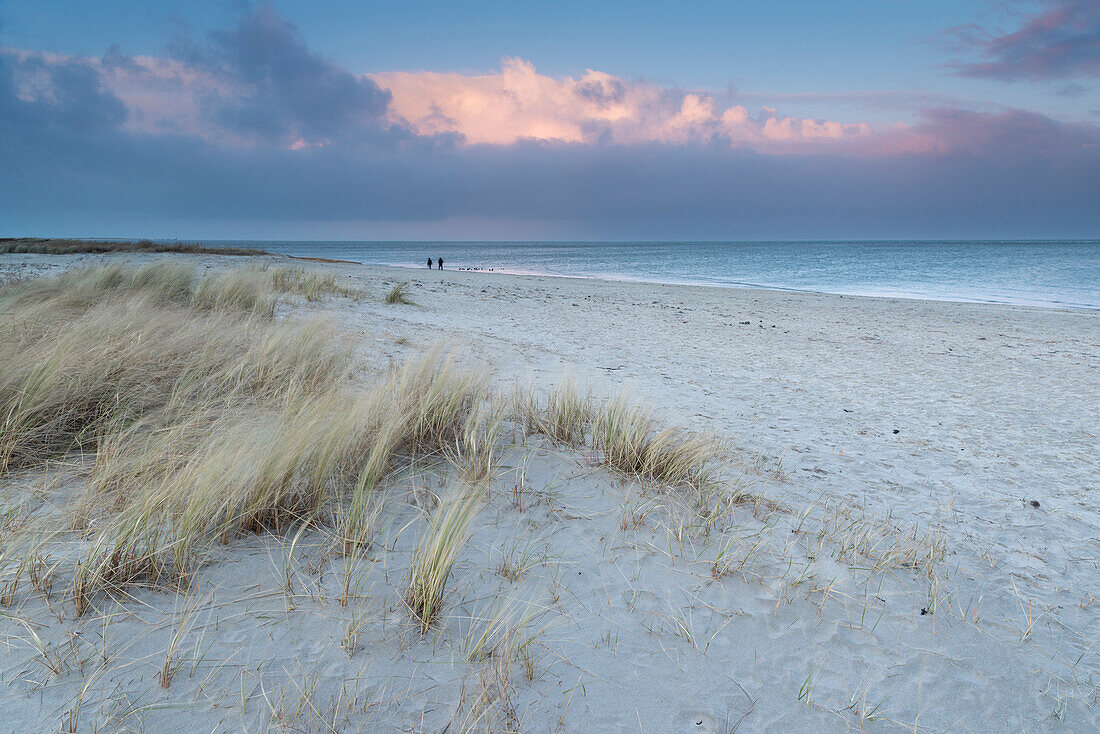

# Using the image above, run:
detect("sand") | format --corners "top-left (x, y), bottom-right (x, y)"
top-left (1, 252), bottom-right (1097, 732)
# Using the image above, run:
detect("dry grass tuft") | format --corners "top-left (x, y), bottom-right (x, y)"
top-left (191, 269), bottom-right (275, 316)
top-left (513, 379), bottom-right (592, 446)
top-left (0, 237), bottom-right (269, 256)
top-left (1, 262), bottom-right (193, 314)
top-left (464, 592), bottom-right (543, 665)
top-left (0, 263), bottom-right (346, 476)
top-left (405, 490), bottom-right (482, 633)
top-left (0, 263), bottom-right (495, 611)
top-left (591, 396), bottom-right (723, 493)
top-left (449, 407), bottom-right (504, 487)
top-left (384, 281), bottom-right (416, 305)
top-left (268, 266), bottom-right (356, 300)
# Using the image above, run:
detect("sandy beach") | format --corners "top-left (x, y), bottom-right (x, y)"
top-left (1, 252), bottom-right (1097, 732)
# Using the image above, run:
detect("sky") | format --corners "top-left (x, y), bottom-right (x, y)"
top-left (1, 0), bottom-right (1098, 240)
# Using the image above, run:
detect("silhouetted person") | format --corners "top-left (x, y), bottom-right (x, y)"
top-left (427, 257), bottom-right (433, 269)
top-left (437, 257), bottom-right (444, 270)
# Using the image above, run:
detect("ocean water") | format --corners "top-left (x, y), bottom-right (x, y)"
top-left (204, 240), bottom-right (1100, 310)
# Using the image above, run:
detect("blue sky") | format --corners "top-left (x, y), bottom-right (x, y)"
top-left (1, 0), bottom-right (1098, 239)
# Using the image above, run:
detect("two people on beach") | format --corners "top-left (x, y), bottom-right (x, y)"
top-left (427, 257), bottom-right (444, 270)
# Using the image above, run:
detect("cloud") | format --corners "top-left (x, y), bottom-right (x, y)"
top-left (950, 0), bottom-right (1100, 80)
top-left (3, 124), bottom-right (1097, 239)
top-left (1, 3), bottom-right (1098, 239)
top-left (371, 58), bottom-right (871, 150)
top-left (2, 3), bottom-right (397, 148)
top-left (4, 41), bottom-right (879, 153)
top-left (170, 1), bottom-right (393, 145)
top-left (1, 49), bottom-right (126, 132)
top-left (861, 106), bottom-right (1100, 158)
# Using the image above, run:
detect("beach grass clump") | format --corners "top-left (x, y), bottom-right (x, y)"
top-left (268, 266), bottom-right (356, 301)
top-left (191, 269), bottom-right (275, 316)
top-left (74, 391), bottom-right (381, 605)
top-left (0, 237), bottom-right (268, 256)
top-left (463, 593), bottom-right (543, 664)
top-left (0, 262), bottom-right (194, 314)
top-left (384, 281), bottom-right (416, 305)
top-left (0, 261), bottom-right (348, 475)
top-left (405, 489), bottom-right (482, 633)
top-left (76, 348), bottom-right (488, 608)
top-left (76, 409), bottom-right (341, 601)
top-left (0, 300), bottom-right (239, 473)
top-left (450, 408), bottom-right (504, 487)
top-left (513, 379), bottom-right (592, 446)
top-left (0, 263), bottom-right (368, 603)
top-left (342, 351), bottom-right (490, 540)
top-left (20, 278), bottom-right (486, 610)
top-left (387, 350), bottom-right (490, 457)
top-left (591, 396), bottom-right (723, 493)
top-left (74, 328), bottom-right (368, 584)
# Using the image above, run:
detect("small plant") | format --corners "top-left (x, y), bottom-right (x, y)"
top-left (384, 281), bottom-right (416, 305)
top-left (591, 396), bottom-right (723, 494)
top-left (494, 538), bottom-right (543, 583)
top-left (342, 611), bottom-right (368, 657)
top-left (511, 449), bottom-right (530, 511)
top-left (797, 670), bottom-right (815, 705)
top-left (0, 558), bottom-right (20, 606)
top-left (269, 266), bottom-right (355, 300)
top-left (405, 490), bottom-right (481, 633)
top-left (160, 592), bottom-right (201, 689)
top-left (711, 531), bottom-right (767, 580)
top-left (513, 379), bottom-right (592, 445)
top-left (338, 508), bottom-right (377, 605)
top-left (463, 592), bottom-right (545, 693)
top-left (17, 618), bottom-right (67, 677)
top-left (450, 408), bottom-right (503, 487)
top-left (27, 552), bottom-right (56, 598)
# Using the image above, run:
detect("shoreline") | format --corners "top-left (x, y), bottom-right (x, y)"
top-left (4, 236), bottom-right (1096, 310)
top-left (5, 249), bottom-right (1099, 316)
top-left (359, 259), bottom-right (1100, 314)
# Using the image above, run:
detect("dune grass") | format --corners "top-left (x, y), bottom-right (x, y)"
top-left (73, 348), bottom-right (490, 612)
top-left (384, 281), bottom-right (416, 305)
top-left (449, 408), bottom-right (504, 487)
top-left (511, 381), bottom-right (722, 501)
top-left (405, 489), bottom-right (482, 633)
top-left (0, 237), bottom-right (269, 256)
top-left (590, 396), bottom-right (723, 493)
top-left (0, 262), bottom-right (195, 315)
top-left (0, 260), bottom-right (728, 626)
top-left (0, 263), bottom-right (487, 612)
top-left (268, 266), bottom-right (357, 301)
top-left (191, 268), bottom-right (276, 316)
top-left (512, 379), bottom-right (592, 446)
top-left (0, 269), bottom-right (279, 474)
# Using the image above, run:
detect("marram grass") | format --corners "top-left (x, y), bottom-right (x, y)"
top-left (384, 281), bottom-right (416, 305)
top-left (1, 261), bottom-right (739, 632)
top-left (405, 489), bottom-right (482, 633)
top-left (590, 396), bottom-right (723, 492)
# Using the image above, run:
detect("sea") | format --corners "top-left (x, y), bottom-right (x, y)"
top-left (195, 240), bottom-right (1099, 310)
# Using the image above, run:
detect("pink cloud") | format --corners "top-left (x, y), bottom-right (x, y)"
top-left (370, 58), bottom-right (872, 151)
